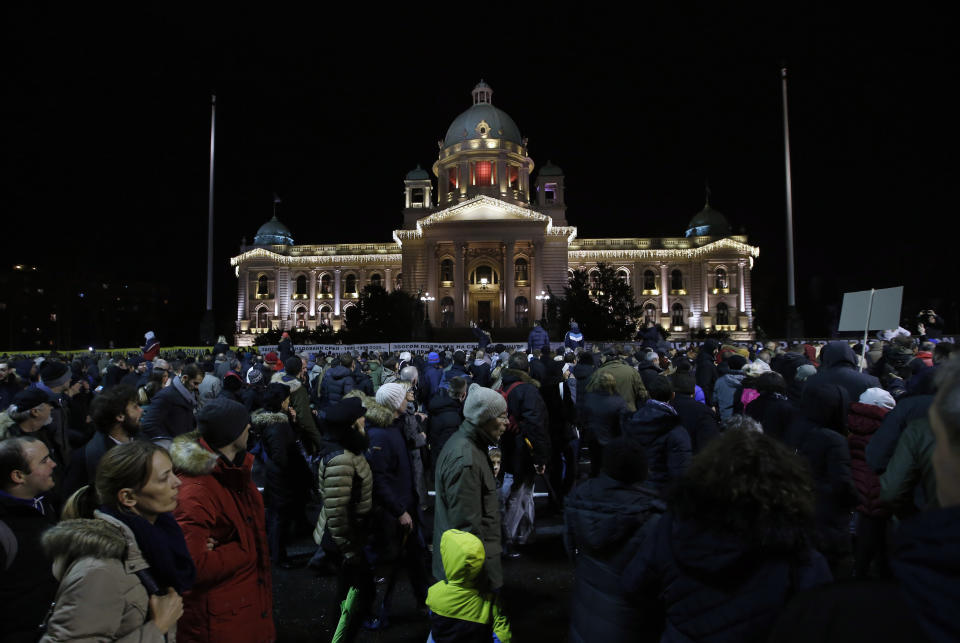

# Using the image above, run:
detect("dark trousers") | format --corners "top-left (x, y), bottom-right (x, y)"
top-left (374, 522), bottom-right (431, 617)
top-left (854, 513), bottom-right (891, 579)
top-left (265, 506), bottom-right (296, 563)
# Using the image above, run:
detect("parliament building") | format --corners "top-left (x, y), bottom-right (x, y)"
top-left (231, 81), bottom-right (759, 343)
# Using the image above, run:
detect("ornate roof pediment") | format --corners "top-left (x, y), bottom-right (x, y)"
top-left (414, 195), bottom-right (550, 229)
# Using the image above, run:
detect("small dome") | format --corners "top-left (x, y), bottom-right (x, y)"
top-left (254, 215), bottom-right (294, 246)
top-left (405, 164), bottom-right (430, 180)
top-left (539, 160), bottom-right (563, 177)
top-left (685, 203), bottom-right (731, 238)
top-left (443, 81), bottom-right (522, 147)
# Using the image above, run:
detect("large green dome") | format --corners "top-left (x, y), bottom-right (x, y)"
top-left (685, 203), bottom-right (731, 238)
top-left (254, 215), bottom-right (294, 246)
top-left (443, 81), bottom-right (522, 147)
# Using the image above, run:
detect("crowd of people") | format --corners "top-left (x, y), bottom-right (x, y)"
top-left (0, 319), bottom-right (957, 642)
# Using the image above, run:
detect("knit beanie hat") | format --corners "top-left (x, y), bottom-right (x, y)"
top-left (427, 352), bottom-right (440, 364)
top-left (324, 397), bottom-right (366, 428)
top-left (285, 356), bottom-right (303, 376)
top-left (375, 382), bottom-right (408, 412)
top-left (727, 355), bottom-right (747, 371)
top-left (462, 383), bottom-right (507, 426)
top-left (246, 368), bottom-right (263, 385)
top-left (399, 351), bottom-right (412, 363)
top-left (197, 398), bottom-right (250, 449)
top-left (859, 387), bottom-right (896, 410)
top-left (39, 361), bottom-right (71, 389)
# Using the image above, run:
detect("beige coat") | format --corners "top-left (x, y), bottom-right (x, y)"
top-left (40, 511), bottom-right (173, 642)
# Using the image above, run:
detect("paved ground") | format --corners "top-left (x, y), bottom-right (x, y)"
top-left (271, 496), bottom-right (574, 642)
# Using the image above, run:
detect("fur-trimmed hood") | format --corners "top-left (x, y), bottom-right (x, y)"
top-left (500, 368), bottom-right (541, 388)
top-left (251, 410), bottom-right (289, 429)
top-left (170, 430), bottom-right (220, 476)
top-left (41, 511), bottom-right (147, 574)
top-left (363, 399), bottom-right (396, 428)
top-left (270, 371), bottom-right (302, 393)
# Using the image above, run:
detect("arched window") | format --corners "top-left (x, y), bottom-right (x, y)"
top-left (589, 270), bottom-right (600, 292)
top-left (440, 259), bottom-right (454, 284)
top-left (295, 275), bottom-right (307, 296)
top-left (644, 302), bottom-right (658, 323)
top-left (515, 296), bottom-right (530, 328)
top-left (672, 302), bottom-right (684, 327)
top-left (319, 305), bottom-right (332, 326)
top-left (256, 307), bottom-right (269, 329)
top-left (515, 258), bottom-right (528, 284)
top-left (470, 265), bottom-right (499, 285)
top-left (345, 274), bottom-right (357, 294)
top-left (617, 269), bottom-right (629, 284)
top-left (716, 302), bottom-right (729, 325)
top-left (395, 273), bottom-right (403, 290)
top-left (320, 273), bottom-right (331, 295)
top-left (715, 267), bottom-right (728, 290)
top-left (643, 270), bottom-right (656, 291)
top-left (440, 297), bottom-right (455, 328)
top-left (257, 275), bottom-right (269, 296)
top-left (295, 306), bottom-right (307, 329)
top-left (671, 269), bottom-right (683, 291)
top-left (369, 273), bottom-right (382, 288)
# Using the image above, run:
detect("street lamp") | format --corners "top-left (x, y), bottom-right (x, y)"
top-left (420, 292), bottom-right (435, 322)
top-left (535, 290), bottom-right (550, 324)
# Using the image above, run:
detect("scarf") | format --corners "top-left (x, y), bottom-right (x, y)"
top-left (100, 505), bottom-right (196, 593)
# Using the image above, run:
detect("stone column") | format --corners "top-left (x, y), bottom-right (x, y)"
top-left (738, 261), bottom-right (746, 312)
top-left (385, 267), bottom-right (393, 292)
top-left (277, 267), bottom-right (290, 327)
top-left (454, 241), bottom-right (466, 324)
top-left (504, 239), bottom-right (515, 326)
top-left (426, 241), bottom-right (437, 320)
top-left (237, 267), bottom-right (248, 331)
top-left (334, 268), bottom-right (342, 316)
top-left (702, 263), bottom-right (710, 313)
top-left (308, 270), bottom-right (317, 317)
top-left (533, 239), bottom-right (544, 321)
top-left (660, 262), bottom-right (669, 313)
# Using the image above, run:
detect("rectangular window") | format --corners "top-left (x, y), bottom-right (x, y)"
top-left (448, 167), bottom-right (458, 190)
top-left (545, 182), bottom-right (557, 202)
top-left (473, 161), bottom-right (493, 186)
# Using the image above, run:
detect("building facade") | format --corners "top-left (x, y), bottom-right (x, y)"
top-left (231, 82), bottom-right (759, 343)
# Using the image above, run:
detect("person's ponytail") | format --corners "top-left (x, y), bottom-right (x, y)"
top-left (61, 485), bottom-right (98, 520)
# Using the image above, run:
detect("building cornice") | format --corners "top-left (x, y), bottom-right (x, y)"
top-left (567, 237), bottom-right (759, 261)
top-left (230, 247), bottom-right (402, 268)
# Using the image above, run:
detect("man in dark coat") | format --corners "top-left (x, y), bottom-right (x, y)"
top-left (277, 331), bottom-right (294, 363)
top-left (0, 359), bottom-right (25, 412)
top-left (317, 353), bottom-right (357, 410)
top-left (526, 319), bottom-right (550, 354)
top-left (0, 436), bottom-right (59, 643)
top-left (579, 372), bottom-right (630, 475)
top-left (439, 351), bottom-right (472, 390)
top-left (669, 373), bottom-right (720, 454)
top-left (563, 321), bottom-right (584, 352)
top-left (564, 437), bottom-right (664, 643)
top-left (693, 339), bottom-right (719, 407)
top-left (636, 350), bottom-right (662, 391)
top-left (743, 371), bottom-right (795, 442)
top-left (427, 377), bottom-right (467, 459)
top-left (140, 363), bottom-right (202, 444)
top-left (784, 383), bottom-right (858, 570)
top-left (468, 351), bottom-right (492, 388)
top-left (63, 385), bottom-right (142, 499)
top-left (805, 341), bottom-right (880, 404)
top-left (622, 377), bottom-right (692, 495)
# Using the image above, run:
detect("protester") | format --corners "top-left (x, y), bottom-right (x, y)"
top-left (623, 430), bottom-right (832, 641)
top-left (317, 353), bottom-right (357, 410)
top-left (668, 372), bottom-right (720, 454)
top-left (622, 376), bottom-right (691, 495)
top-left (433, 383), bottom-right (508, 590)
top-left (0, 436), bottom-right (59, 643)
top-left (427, 376), bottom-right (467, 459)
top-left (141, 363), bottom-right (202, 446)
top-left (579, 371), bottom-right (629, 475)
top-left (564, 436), bottom-right (663, 643)
top-left (43, 440), bottom-right (190, 642)
top-left (585, 347), bottom-right (647, 412)
top-left (563, 321), bottom-right (584, 352)
top-left (170, 398), bottom-right (275, 642)
top-left (426, 529), bottom-right (512, 643)
top-left (274, 356), bottom-right (323, 453)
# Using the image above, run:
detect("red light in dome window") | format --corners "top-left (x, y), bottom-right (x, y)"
top-left (448, 167), bottom-right (458, 189)
top-left (475, 161), bottom-right (492, 185)
top-left (508, 165), bottom-right (519, 188)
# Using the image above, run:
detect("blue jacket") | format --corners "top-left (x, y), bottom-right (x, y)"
top-left (366, 416), bottom-right (417, 517)
top-left (624, 512), bottom-right (832, 642)
top-left (564, 325), bottom-right (584, 351)
top-left (527, 325), bottom-right (550, 353)
top-left (712, 370), bottom-right (745, 421)
top-left (622, 400), bottom-right (691, 493)
top-left (440, 363), bottom-right (473, 390)
top-left (318, 365), bottom-right (356, 409)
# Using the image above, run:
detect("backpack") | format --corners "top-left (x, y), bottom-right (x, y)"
top-left (499, 381), bottom-right (524, 434)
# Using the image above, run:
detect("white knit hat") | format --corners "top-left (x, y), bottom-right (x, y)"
top-left (463, 383), bottom-right (507, 425)
top-left (376, 382), bottom-right (408, 411)
top-left (859, 387), bottom-right (896, 410)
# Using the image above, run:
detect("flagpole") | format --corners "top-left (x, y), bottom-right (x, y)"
top-left (781, 65), bottom-right (800, 338)
top-left (206, 94), bottom-right (216, 313)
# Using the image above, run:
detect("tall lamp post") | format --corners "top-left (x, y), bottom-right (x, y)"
top-left (420, 292), bottom-right (435, 323)
top-left (535, 290), bottom-right (550, 325)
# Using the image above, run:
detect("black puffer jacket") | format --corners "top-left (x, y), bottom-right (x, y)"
top-left (622, 400), bottom-right (691, 493)
top-left (745, 392), bottom-right (796, 443)
top-left (140, 376), bottom-right (197, 440)
top-left (623, 512), bottom-right (832, 642)
top-left (499, 369), bottom-right (550, 474)
top-left (564, 475), bottom-right (665, 643)
top-left (670, 394), bottom-right (720, 454)
top-left (317, 365), bottom-right (356, 409)
top-left (427, 389), bottom-right (463, 459)
top-left (252, 410), bottom-right (313, 512)
top-left (694, 343), bottom-right (718, 405)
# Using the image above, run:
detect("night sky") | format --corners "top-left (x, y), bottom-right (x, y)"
top-left (5, 6), bottom-right (951, 342)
